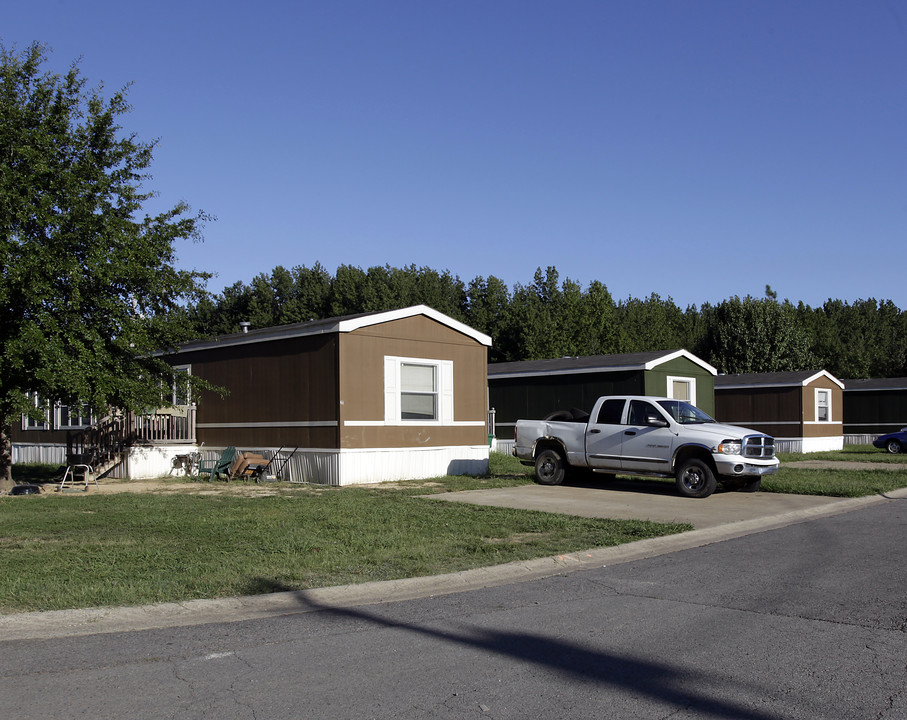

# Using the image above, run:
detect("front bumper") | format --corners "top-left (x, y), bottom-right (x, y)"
top-left (714, 456), bottom-right (780, 478)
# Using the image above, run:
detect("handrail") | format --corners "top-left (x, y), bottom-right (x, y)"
top-left (67, 406), bottom-right (197, 467)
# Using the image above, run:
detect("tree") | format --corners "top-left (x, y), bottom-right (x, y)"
top-left (558, 278), bottom-right (620, 357)
top-left (329, 264), bottom-right (368, 316)
top-left (466, 275), bottom-right (512, 362)
top-left (806, 298), bottom-right (907, 379)
top-left (615, 293), bottom-right (692, 354)
top-left (0, 43), bottom-right (213, 489)
top-left (697, 296), bottom-right (814, 374)
top-left (508, 267), bottom-right (564, 360)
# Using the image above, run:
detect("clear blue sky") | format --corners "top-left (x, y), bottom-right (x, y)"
top-left (5, 1), bottom-right (906, 309)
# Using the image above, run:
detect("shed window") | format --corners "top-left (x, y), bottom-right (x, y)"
top-left (666, 376), bottom-right (696, 405)
top-left (816, 389), bottom-right (831, 423)
top-left (401, 363), bottom-right (438, 420)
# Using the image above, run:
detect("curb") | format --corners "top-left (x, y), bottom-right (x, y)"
top-left (2, 488), bottom-right (905, 641)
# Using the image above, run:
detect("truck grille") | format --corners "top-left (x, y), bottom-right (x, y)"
top-left (744, 435), bottom-right (775, 459)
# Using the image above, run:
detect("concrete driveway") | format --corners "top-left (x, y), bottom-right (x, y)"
top-left (427, 477), bottom-right (848, 529)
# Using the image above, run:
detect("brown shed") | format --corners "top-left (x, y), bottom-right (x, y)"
top-left (166, 305), bottom-right (492, 485)
top-left (714, 370), bottom-right (844, 453)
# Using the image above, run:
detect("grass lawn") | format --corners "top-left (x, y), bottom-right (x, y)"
top-left (0, 454), bottom-right (687, 614)
top-left (3, 448), bottom-right (905, 614)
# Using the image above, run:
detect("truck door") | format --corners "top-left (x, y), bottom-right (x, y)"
top-left (619, 399), bottom-right (676, 473)
top-left (584, 398), bottom-right (626, 471)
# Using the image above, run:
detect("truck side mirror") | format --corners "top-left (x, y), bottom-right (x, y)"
top-left (645, 414), bottom-right (669, 428)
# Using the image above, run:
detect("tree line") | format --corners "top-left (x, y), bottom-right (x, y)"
top-left (184, 264), bottom-right (907, 380)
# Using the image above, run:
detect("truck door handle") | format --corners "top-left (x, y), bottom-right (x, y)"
top-left (589, 429), bottom-right (601, 434)
top-left (624, 430), bottom-right (636, 436)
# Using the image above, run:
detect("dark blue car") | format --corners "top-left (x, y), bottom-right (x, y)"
top-left (872, 428), bottom-right (907, 454)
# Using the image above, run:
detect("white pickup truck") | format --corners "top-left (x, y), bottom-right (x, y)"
top-left (513, 395), bottom-right (780, 498)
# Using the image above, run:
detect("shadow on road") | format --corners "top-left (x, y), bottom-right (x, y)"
top-left (253, 577), bottom-right (777, 720)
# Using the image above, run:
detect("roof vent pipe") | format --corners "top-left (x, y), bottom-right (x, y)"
top-left (239, 321), bottom-right (251, 334)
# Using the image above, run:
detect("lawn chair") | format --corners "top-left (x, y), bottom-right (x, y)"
top-left (197, 446), bottom-right (238, 481)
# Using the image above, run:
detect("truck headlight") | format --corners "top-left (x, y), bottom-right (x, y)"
top-left (717, 440), bottom-right (742, 455)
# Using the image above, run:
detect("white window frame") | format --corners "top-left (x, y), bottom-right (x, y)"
top-left (170, 365), bottom-right (192, 405)
top-left (400, 362), bottom-right (439, 421)
top-left (815, 388), bottom-right (831, 423)
top-left (383, 356), bottom-right (454, 425)
top-left (21, 396), bottom-right (94, 430)
top-left (55, 403), bottom-right (94, 429)
top-left (22, 393), bottom-right (49, 431)
top-left (666, 376), bottom-right (697, 406)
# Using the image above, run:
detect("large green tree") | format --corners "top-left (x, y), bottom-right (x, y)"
top-left (615, 293), bottom-right (695, 354)
top-left (0, 43), bottom-right (213, 489)
top-left (697, 296), bottom-right (815, 374)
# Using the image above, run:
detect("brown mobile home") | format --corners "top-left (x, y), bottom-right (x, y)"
top-left (166, 305), bottom-right (492, 485)
top-left (10, 306), bottom-right (492, 485)
top-left (714, 370), bottom-right (844, 453)
top-left (842, 377), bottom-right (907, 441)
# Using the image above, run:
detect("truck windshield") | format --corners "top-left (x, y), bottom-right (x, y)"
top-left (657, 400), bottom-right (716, 424)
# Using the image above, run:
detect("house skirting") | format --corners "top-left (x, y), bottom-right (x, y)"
top-left (126, 444), bottom-right (490, 485)
top-left (774, 436), bottom-right (844, 454)
top-left (11, 442), bottom-right (490, 485)
top-left (11, 442), bottom-right (67, 465)
top-left (293, 445), bottom-right (491, 486)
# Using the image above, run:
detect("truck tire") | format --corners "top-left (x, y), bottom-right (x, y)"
top-left (675, 458), bottom-right (717, 498)
top-left (535, 448), bottom-right (567, 486)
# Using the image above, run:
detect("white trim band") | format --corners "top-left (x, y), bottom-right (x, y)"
top-left (197, 421), bottom-right (338, 429)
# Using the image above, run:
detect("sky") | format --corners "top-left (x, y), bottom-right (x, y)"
top-left (5, 1), bottom-right (907, 310)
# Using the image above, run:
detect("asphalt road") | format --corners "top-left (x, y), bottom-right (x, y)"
top-left (1, 488), bottom-right (904, 719)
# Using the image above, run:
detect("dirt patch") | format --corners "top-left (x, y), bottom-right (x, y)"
top-left (18, 476), bottom-right (440, 497)
top-left (20, 478), bottom-right (300, 497)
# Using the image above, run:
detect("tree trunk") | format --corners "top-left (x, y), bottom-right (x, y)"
top-left (0, 423), bottom-right (13, 492)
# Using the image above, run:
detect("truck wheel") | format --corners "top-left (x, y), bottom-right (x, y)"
top-left (535, 448), bottom-right (566, 486)
top-left (675, 459), bottom-right (717, 498)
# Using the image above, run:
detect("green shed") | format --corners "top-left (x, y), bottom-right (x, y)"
top-left (488, 349), bottom-right (717, 446)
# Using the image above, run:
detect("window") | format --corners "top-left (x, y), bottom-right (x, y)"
top-left (627, 400), bottom-right (661, 426)
top-left (22, 393), bottom-right (49, 430)
top-left (21, 396), bottom-right (94, 430)
top-left (666, 376), bottom-right (696, 405)
top-left (383, 356), bottom-right (454, 425)
top-left (57, 403), bottom-right (93, 428)
top-left (400, 363), bottom-right (437, 420)
top-left (816, 389), bottom-right (831, 423)
top-left (596, 399), bottom-right (625, 425)
top-left (170, 365), bottom-right (192, 405)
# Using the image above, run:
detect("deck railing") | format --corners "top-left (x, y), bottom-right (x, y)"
top-left (67, 406), bottom-right (197, 468)
top-left (130, 406), bottom-right (197, 443)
